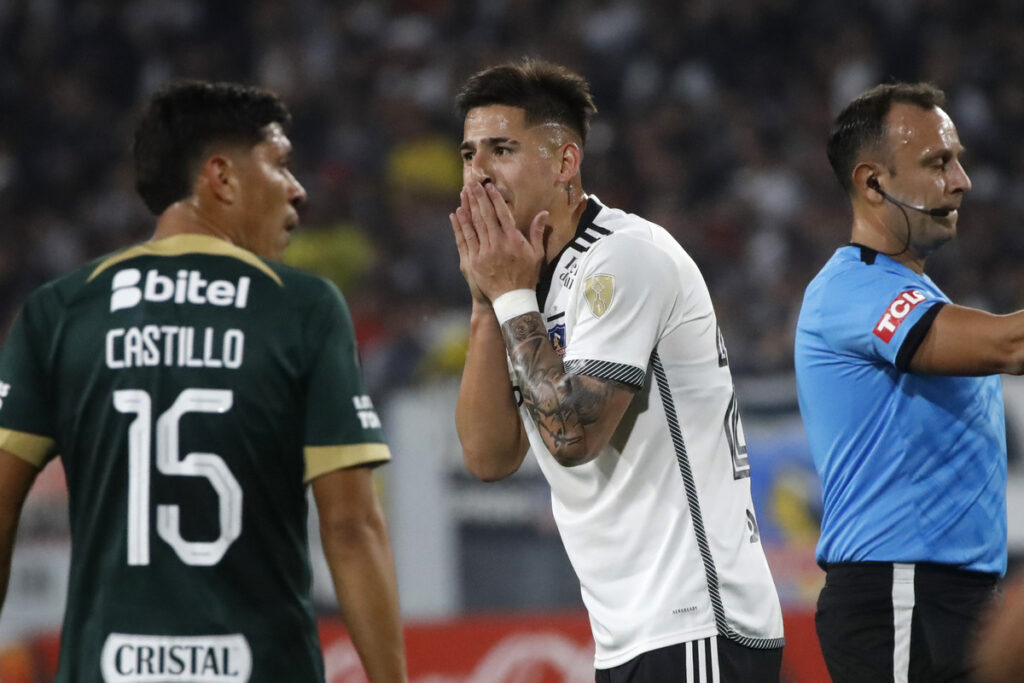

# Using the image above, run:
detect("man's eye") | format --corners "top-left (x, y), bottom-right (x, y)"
top-left (494, 147), bottom-right (510, 156)
top-left (461, 152), bottom-right (474, 162)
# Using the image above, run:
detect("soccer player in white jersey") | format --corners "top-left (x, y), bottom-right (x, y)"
top-left (449, 58), bottom-right (784, 683)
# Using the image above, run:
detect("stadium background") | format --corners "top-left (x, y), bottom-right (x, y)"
top-left (1, 1), bottom-right (1023, 681)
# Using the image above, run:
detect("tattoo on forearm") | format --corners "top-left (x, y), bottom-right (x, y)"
top-left (501, 312), bottom-right (614, 462)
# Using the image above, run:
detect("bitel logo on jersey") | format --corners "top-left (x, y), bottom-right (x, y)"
top-left (110, 268), bottom-right (251, 312)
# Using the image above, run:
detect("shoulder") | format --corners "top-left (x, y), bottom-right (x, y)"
top-left (268, 260), bottom-right (345, 301)
top-left (21, 254), bottom-right (111, 314)
top-left (799, 248), bottom-right (942, 356)
top-left (804, 247), bottom-right (914, 306)
top-left (588, 197), bottom-right (661, 244)
top-left (267, 263), bottom-right (355, 337)
top-left (583, 198), bottom-right (695, 278)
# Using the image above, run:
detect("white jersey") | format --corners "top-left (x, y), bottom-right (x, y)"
top-left (517, 196), bottom-right (784, 668)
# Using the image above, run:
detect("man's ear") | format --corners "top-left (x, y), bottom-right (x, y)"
top-left (198, 155), bottom-right (238, 204)
top-left (558, 141), bottom-right (582, 182)
top-left (853, 162), bottom-right (884, 203)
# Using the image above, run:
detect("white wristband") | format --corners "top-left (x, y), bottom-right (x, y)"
top-left (492, 289), bottom-right (539, 324)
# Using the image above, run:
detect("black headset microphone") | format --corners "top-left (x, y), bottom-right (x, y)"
top-left (866, 176), bottom-right (951, 218)
top-left (865, 175), bottom-right (952, 258)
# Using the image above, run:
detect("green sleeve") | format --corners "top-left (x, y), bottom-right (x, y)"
top-left (302, 280), bottom-right (390, 482)
top-left (0, 293), bottom-right (58, 466)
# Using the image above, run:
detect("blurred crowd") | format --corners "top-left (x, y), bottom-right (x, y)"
top-left (2, 0), bottom-right (1023, 396)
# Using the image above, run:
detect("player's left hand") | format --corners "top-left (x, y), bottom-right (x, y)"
top-left (460, 181), bottom-right (548, 301)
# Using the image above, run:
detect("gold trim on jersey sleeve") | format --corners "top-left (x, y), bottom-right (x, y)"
top-left (87, 234), bottom-right (283, 286)
top-left (304, 443), bottom-right (391, 483)
top-left (0, 428), bottom-right (56, 468)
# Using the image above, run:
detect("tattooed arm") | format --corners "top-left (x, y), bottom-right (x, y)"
top-left (455, 302), bottom-right (531, 481)
top-left (451, 189), bottom-right (531, 482)
top-left (503, 312), bottom-right (637, 467)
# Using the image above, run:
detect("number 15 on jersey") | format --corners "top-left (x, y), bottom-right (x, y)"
top-left (114, 388), bottom-right (243, 567)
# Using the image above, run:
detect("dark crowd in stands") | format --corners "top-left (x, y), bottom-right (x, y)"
top-left (2, 0), bottom-right (1023, 398)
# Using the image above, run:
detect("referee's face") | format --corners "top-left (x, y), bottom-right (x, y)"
top-left (461, 104), bottom-right (564, 235)
top-left (881, 104), bottom-right (971, 254)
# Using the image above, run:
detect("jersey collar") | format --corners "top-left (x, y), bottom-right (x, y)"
top-left (536, 197), bottom-right (603, 307)
top-left (848, 242), bottom-right (879, 265)
top-left (88, 234), bottom-right (282, 285)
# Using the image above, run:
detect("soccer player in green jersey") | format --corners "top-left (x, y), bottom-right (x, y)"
top-left (0, 81), bottom-right (407, 682)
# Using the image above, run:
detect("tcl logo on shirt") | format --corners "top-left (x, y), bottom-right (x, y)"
top-left (874, 289), bottom-right (927, 343)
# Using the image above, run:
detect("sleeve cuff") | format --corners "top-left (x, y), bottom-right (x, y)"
top-left (895, 302), bottom-right (946, 372)
top-left (564, 359), bottom-right (646, 388)
top-left (0, 428), bottom-right (55, 468)
top-left (304, 443), bottom-right (391, 483)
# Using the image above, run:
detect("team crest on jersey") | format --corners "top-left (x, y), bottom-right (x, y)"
top-left (548, 323), bottom-right (567, 356)
top-left (583, 274), bottom-right (614, 318)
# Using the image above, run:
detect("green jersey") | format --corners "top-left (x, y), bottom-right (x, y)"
top-left (0, 235), bottom-right (390, 683)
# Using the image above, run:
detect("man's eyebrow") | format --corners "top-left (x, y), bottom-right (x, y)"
top-left (459, 136), bottom-right (518, 151)
top-left (921, 144), bottom-right (966, 162)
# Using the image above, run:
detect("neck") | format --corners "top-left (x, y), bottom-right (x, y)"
top-left (850, 211), bottom-right (926, 274)
top-left (542, 184), bottom-right (589, 264)
top-left (151, 199), bottom-right (236, 246)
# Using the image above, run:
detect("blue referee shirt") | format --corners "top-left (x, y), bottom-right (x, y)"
top-left (795, 245), bottom-right (1006, 575)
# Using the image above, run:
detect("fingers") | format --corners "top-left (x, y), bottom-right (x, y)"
top-left (456, 182), bottom-right (545, 301)
top-left (451, 189), bottom-right (480, 256)
top-left (529, 210), bottom-right (550, 255)
top-left (484, 184), bottom-right (518, 234)
top-left (449, 211), bottom-right (466, 255)
top-left (458, 186), bottom-right (487, 251)
top-left (467, 182), bottom-right (504, 247)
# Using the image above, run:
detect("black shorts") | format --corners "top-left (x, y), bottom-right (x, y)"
top-left (594, 636), bottom-right (782, 683)
top-left (816, 562), bottom-right (999, 683)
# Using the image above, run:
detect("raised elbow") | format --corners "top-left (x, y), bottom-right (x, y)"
top-left (461, 447), bottom-right (522, 482)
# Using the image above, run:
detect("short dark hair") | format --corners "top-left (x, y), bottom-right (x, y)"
top-left (133, 80), bottom-right (292, 214)
top-left (826, 82), bottom-right (947, 193)
top-left (455, 58), bottom-right (598, 146)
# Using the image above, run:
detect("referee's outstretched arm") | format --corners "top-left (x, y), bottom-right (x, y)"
top-left (910, 305), bottom-right (1024, 376)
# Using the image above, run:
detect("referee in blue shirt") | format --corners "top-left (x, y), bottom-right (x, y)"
top-left (795, 82), bottom-right (1013, 682)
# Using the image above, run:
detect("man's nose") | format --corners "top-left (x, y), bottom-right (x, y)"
top-left (465, 156), bottom-right (491, 185)
top-left (290, 176), bottom-right (308, 206)
top-left (950, 160), bottom-right (971, 194)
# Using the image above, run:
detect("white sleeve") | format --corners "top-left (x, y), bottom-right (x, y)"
top-left (562, 234), bottom-right (677, 388)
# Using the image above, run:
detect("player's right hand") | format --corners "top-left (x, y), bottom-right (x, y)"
top-left (461, 182), bottom-right (546, 302)
top-left (450, 188), bottom-right (489, 306)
